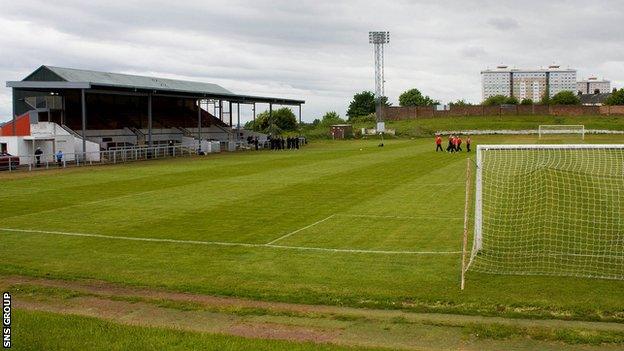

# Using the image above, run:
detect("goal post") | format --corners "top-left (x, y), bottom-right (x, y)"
top-left (467, 144), bottom-right (624, 281)
top-left (538, 125), bottom-right (585, 140)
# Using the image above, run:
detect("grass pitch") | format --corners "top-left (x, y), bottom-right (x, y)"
top-left (1, 135), bottom-right (624, 324)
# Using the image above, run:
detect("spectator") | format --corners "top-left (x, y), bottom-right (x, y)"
top-left (34, 147), bottom-right (43, 167)
top-left (56, 150), bottom-right (63, 167)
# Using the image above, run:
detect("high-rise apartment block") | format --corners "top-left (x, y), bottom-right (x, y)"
top-left (481, 65), bottom-right (577, 101)
top-left (577, 77), bottom-right (611, 94)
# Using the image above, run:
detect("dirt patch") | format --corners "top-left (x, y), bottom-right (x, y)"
top-left (4, 275), bottom-right (624, 333)
top-left (4, 274), bottom-right (624, 351)
top-left (228, 322), bottom-right (337, 343)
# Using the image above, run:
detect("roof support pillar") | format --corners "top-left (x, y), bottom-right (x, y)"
top-left (219, 100), bottom-right (223, 121)
top-left (237, 103), bottom-right (240, 141)
top-left (61, 95), bottom-right (66, 126)
top-left (197, 99), bottom-right (202, 152)
top-left (81, 89), bottom-right (87, 161)
top-left (298, 104), bottom-right (302, 124)
top-left (147, 93), bottom-right (153, 147)
top-left (252, 103), bottom-right (256, 122)
top-left (269, 103), bottom-right (273, 126)
top-left (11, 88), bottom-right (16, 136)
top-left (229, 101), bottom-right (232, 127)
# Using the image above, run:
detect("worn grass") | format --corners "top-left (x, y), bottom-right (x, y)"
top-left (11, 309), bottom-right (386, 351)
top-left (1, 135), bottom-right (624, 323)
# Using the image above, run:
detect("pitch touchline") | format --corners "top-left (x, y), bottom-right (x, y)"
top-left (0, 227), bottom-right (461, 255)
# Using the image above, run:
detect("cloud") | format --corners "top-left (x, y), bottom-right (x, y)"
top-left (0, 0), bottom-right (622, 121)
top-left (486, 17), bottom-right (520, 31)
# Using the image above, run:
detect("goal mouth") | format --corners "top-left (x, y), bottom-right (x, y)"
top-left (466, 144), bottom-right (624, 282)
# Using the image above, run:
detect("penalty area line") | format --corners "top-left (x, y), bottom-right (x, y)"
top-left (0, 227), bottom-right (461, 255)
top-left (336, 214), bottom-right (465, 220)
top-left (265, 214), bottom-right (336, 245)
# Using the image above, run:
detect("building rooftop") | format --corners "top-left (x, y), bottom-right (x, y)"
top-left (7, 65), bottom-right (305, 105)
top-left (481, 66), bottom-right (576, 74)
top-left (579, 93), bottom-right (611, 105)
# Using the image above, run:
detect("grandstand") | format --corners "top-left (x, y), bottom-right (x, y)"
top-left (1, 66), bottom-right (304, 164)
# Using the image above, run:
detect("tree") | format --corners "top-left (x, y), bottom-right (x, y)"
top-left (483, 95), bottom-right (520, 106)
top-left (505, 96), bottom-right (519, 105)
top-left (248, 107), bottom-right (298, 134)
top-left (520, 98), bottom-right (534, 105)
top-left (540, 92), bottom-right (551, 105)
top-left (320, 111), bottom-right (345, 126)
top-left (550, 91), bottom-right (581, 105)
top-left (398, 88), bottom-right (438, 107)
top-left (448, 99), bottom-right (472, 107)
top-left (346, 91), bottom-right (390, 120)
top-left (605, 89), bottom-right (624, 106)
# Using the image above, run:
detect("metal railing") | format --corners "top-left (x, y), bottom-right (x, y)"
top-left (1, 145), bottom-right (198, 173)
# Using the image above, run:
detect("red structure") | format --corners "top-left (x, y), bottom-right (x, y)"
top-left (0, 113), bottom-right (30, 136)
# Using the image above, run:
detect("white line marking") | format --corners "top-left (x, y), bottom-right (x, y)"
top-left (0, 227), bottom-right (260, 248)
top-left (266, 244), bottom-right (461, 255)
top-left (266, 215), bottom-right (336, 245)
top-left (0, 227), bottom-right (461, 255)
top-left (336, 214), bottom-right (464, 220)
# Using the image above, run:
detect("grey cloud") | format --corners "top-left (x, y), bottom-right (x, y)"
top-left (487, 17), bottom-right (519, 31)
top-left (0, 0), bottom-right (623, 121)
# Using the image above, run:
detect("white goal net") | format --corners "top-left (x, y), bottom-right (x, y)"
top-left (538, 125), bottom-right (585, 139)
top-left (467, 144), bottom-right (624, 280)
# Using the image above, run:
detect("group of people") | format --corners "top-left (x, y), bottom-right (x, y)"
top-left (34, 147), bottom-right (64, 167)
top-left (435, 134), bottom-right (471, 153)
top-left (245, 136), bottom-right (261, 150)
top-left (267, 136), bottom-right (300, 150)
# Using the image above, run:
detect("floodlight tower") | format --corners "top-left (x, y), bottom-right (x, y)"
top-left (369, 31), bottom-right (389, 129)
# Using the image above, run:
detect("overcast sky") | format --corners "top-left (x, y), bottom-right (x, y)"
top-left (0, 0), bottom-right (622, 123)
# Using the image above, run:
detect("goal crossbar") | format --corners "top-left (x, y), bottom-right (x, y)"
top-left (469, 144), bottom-right (624, 281)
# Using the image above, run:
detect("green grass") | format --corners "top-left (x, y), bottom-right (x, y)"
top-left (11, 309), bottom-right (386, 351)
top-left (1, 136), bottom-right (624, 322)
top-left (302, 114), bottom-right (624, 139)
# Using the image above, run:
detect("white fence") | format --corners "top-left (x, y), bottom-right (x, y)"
top-left (1, 145), bottom-right (198, 172)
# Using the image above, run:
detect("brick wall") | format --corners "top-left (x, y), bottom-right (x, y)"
top-left (381, 105), bottom-right (624, 120)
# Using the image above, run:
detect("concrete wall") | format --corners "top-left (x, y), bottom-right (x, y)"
top-left (84, 129), bottom-right (138, 149)
top-left (1, 122), bottom-right (101, 164)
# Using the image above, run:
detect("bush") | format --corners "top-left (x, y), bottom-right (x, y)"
top-left (348, 113), bottom-right (375, 124)
top-left (319, 111), bottom-right (345, 126)
top-left (605, 89), bottom-right (624, 105)
top-left (483, 95), bottom-right (518, 106)
top-left (248, 107), bottom-right (298, 134)
top-left (520, 98), bottom-right (533, 105)
top-left (449, 99), bottom-right (472, 107)
top-left (551, 91), bottom-right (580, 105)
